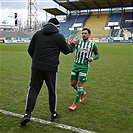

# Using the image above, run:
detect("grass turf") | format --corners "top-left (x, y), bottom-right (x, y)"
top-left (0, 42), bottom-right (133, 133)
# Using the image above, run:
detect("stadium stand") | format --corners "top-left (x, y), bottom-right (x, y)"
top-left (59, 14), bottom-right (89, 37)
top-left (121, 12), bottom-right (133, 28)
top-left (0, 31), bottom-right (33, 38)
top-left (0, 0), bottom-right (132, 42)
top-left (77, 13), bottom-right (110, 38)
top-left (110, 29), bottom-right (119, 37)
top-left (60, 15), bottom-right (77, 37)
top-left (0, 30), bottom-right (34, 42)
top-left (109, 13), bottom-right (122, 22)
top-left (53, 0), bottom-right (132, 42)
top-left (105, 12), bottom-right (122, 37)
top-left (109, 10), bottom-right (133, 37)
top-left (106, 12), bottom-right (122, 27)
top-left (75, 14), bottom-right (89, 24)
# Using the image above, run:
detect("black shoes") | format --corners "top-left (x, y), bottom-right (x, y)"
top-left (50, 113), bottom-right (60, 122)
top-left (20, 112), bottom-right (60, 125)
top-left (20, 114), bottom-right (30, 126)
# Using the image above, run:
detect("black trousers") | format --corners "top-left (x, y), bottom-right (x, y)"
top-left (25, 69), bottom-right (58, 115)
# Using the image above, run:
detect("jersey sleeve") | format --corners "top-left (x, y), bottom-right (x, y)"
top-left (92, 43), bottom-right (100, 60)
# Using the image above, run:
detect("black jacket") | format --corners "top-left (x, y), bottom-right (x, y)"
top-left (28, 23), bottom-right (75, 71)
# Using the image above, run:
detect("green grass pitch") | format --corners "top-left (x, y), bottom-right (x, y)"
top-left (0, 42), bottom-right (133, 133)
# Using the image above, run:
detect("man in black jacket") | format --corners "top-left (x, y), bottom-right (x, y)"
top-left (20, 18), bottom-right (79, 126)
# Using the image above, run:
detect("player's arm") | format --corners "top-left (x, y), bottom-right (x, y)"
top-left (59, 34), bottom-right (79, 54)
top-left (93, 48), bottom-right (100, 60)
top-left (88, 44), bottom-right (100, 62)
top-left (65, 37), bottom-right (77, 53)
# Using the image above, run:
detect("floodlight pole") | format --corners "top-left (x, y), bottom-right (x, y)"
top-left (27, 0), bottom-right (38, 31)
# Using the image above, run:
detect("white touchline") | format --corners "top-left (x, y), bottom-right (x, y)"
top-left (0, 109), bottom-right (96, 133)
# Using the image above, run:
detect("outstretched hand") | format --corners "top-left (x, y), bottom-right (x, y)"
top-left (66, 37), bottom-right (80, 45)
top-left (72, 38), bottom-right (80, 45)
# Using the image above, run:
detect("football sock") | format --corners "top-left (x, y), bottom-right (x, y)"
top-left (73, 86), bottom-right (84, 105)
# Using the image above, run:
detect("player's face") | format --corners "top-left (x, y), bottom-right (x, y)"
top-left (82, 30), bottom-right (90, 41)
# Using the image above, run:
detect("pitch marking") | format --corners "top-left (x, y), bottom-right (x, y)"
top-left (0, 109), bottom-right (96, 133)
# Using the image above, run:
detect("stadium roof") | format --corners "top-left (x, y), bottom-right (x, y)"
top-left (43, 8), bottom-right (67, 15)
top-left (53, 0), bottom-right (133, 11)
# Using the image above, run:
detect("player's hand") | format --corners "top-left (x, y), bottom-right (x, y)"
top-left (66, 37), bottom-right (74, 45)
top-left (72, 38), bottom-right (80, 45)
top-left (88, 57), bottom-right (93, 62)
top-left (66, 37), bottom-right (80, 45)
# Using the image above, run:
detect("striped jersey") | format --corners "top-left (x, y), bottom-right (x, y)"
top-left (73, 40), bottom-right (98, 64)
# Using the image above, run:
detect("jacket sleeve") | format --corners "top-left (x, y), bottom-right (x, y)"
top-left (28, 34), bottom-right (35, 58)
top-left (58, 34), bottom-right (75, 55)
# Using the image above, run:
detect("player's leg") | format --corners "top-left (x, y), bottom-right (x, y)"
top-left (73, 70), bottom-right (88, 105)
top-left (71, 65), bottom-right (89, 106)
top-left (73, 81), bottom-right (84, 104)
top-left (69, 69), bottom-right (86, 110)
top-left (69, 65), bottom-right (78, 110)
top-left (69, 81), bottom-right (84, 111)
top-left (70, 64), bottom-right (78, 90)
top-left (79, 64), bottom-right (90, 103)
top-left (69, 64), bottom-right (89, 110)
top-left (71, 80), bottom-right (78, 90)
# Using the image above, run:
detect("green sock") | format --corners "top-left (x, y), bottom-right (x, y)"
top-left (73, 87), bottom-right (84, 105)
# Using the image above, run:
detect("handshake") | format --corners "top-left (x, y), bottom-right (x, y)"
top-left (66, 37), bottom-right (80, 45)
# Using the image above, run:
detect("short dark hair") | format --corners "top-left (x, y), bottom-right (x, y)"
top-left (82, 28), bottom-right (91, 34)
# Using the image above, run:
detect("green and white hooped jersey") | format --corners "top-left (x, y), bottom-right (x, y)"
top-left (73, 40), bottom-right (96, 64)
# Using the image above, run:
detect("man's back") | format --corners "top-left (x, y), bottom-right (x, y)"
top-left (28, 23), bottom-right (75, 71)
